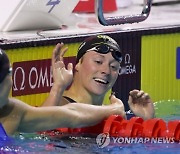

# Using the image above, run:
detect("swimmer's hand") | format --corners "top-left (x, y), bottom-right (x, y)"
top-left (109, 94), bottom-right (126, 119)
top-left (42, 43), bottom-right (73, 107)
top-left (52, 43), bottom-right (73, 89)
top-left (128, 89), bottom-right (155, 120)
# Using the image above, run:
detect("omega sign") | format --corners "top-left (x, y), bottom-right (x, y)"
top-left (12, 57), bottom-right (76, 96)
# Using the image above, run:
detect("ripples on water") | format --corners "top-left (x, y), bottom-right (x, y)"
top-left (154, 100), bottom-right (180, 121)
top-left (0, 100), bottom-right (179, 153)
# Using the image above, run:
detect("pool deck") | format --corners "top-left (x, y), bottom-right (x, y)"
top-left (0, 0), bottom-right (180, 42)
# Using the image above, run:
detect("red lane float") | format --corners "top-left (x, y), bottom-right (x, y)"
top-left (166, 120), bottom-right (180, 141)
top-left (40, 115), bottom-right (180, 142)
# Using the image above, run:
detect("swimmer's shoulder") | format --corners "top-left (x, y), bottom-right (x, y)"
top-left (0, 98), bottom-right (25, 122)
top-left (8, 98), bottom-right (32, 113)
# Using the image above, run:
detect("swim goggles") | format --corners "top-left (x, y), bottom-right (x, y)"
top-left (8, 67), bottom-right (12, 75)
top-left (87, 43), bottom-right (122, 63)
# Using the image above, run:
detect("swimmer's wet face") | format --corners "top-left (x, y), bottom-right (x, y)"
top-left (75, 35), bottom-right (121, 96)
top-left (79, 51), bottom-right (120, 95)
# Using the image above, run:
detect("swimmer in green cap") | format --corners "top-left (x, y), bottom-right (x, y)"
top-left (0, 48), bottom-right (125, 135)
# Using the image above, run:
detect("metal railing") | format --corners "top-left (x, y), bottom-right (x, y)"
top-left (95, 0), bottom-right (152, 26)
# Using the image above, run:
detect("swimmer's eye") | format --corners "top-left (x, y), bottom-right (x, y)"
top-left (95, 60), bottom-right (103, 64)
top-left (110, 65), bottom-right (121, 72)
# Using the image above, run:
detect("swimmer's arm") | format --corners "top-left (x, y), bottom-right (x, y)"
top-left (18, 102), bottom-right (125, 133)
top-left (42, 83), bottom-right (65, 106)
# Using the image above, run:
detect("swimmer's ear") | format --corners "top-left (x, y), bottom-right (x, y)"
top-left (75, 61), bottom-right (80, 71)
top-left (75, 58), bottom-right (82, 71)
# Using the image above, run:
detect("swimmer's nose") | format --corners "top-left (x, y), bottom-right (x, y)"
top-left (100, 64), bottom-right (111, 75)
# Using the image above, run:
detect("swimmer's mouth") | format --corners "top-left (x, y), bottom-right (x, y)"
top-left (94, 78), bottom-right (109, 84)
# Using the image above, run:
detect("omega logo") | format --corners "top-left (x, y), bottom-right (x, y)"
top-left (124, 53), bottom-right (136, 75)
top-left (13, 66), bottom-right (53, 92)
top-left (12, 59), bottom-right (53, 96)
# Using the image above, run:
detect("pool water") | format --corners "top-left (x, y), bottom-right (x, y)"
top-left (0, 100), bottom-right (179, 154)
top-left (1, 132), bottom-right (179, 154)
top-left (154, 100), bottom-right (180, 121)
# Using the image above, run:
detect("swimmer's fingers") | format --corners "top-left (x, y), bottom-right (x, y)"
top-left (67, 63), bottom-right (73, 73)
top-left (109, 94), bottom-right (123, 105)
top-left (52, 43), bottom-right (68, 67)
top-left (141, 93), bottom-right (151, 100)
top-left (54, 61), bottom-right (65, 70)
top-left (129, 90), bottom-right (151, 106)
top-left (129, 89), bottom-right (139, 99)
top-left (141, 93), bottom-right (151, 105)
top-left (59, 46), bottom-right (68, 62)
top-left (52, 43), bottom-right (63, 68)
top-left (129, 90), bottom-right (145, 99)
top-left (54, 61), bottom-right (73, 71)
top-left (109, 94), bottom-right (126, 118)
top-left (136, 90), bottom-right (145, 98)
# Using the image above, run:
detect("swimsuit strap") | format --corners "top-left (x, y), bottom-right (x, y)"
top-left (63, 96), bottom-right (76, 103)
